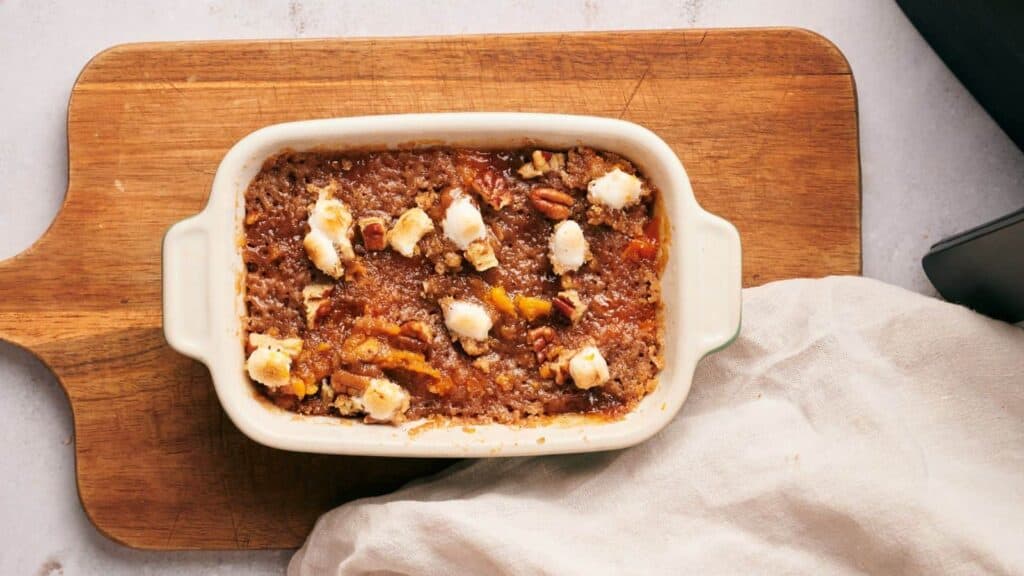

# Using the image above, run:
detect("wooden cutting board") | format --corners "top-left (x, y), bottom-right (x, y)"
top-left (0, 29), bottom-right (860, 550)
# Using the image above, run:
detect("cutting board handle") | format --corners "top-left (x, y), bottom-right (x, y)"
top-left (0, 240), bottom-right (49, 347)
top-left (0, 258), bottom-right (20, 344)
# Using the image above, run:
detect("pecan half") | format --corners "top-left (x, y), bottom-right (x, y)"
top-left (552, 290), bottom-right (588, 323)
top-left (358, 216), bottom-right (388, 251)
top-left (469, 169), bottom-right (512, 210)
top-left (529, 187), bottom-right (574, 220)
top-left (380, 320), bottom-right (434, 354)
top-left (540, 348), bottom-right (573, 384)
top-left (528, 326), bottom-right (556, 363)
top-left (456, 151), bottom-right (513, 210)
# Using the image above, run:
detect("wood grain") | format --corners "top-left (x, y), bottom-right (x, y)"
top-left (0, 29), bottom-right (860, 549)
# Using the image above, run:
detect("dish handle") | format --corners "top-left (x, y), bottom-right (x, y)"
top-left (694, 210), bottom-right (742, 358)
top-left (162, 213), bottom-right (212, 363)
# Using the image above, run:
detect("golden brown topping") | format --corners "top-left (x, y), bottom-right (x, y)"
top-left (440, 298), bottom-right (493, 356)
top-left (529, 187), bottom-right (574, 220)
top-left (247, 347), bottom-right (293, 389)
top-left (569, 346), bottom-right (610, 389)
top-left (388, 207), bottom-right (435, 257)
top-left (587, 168), bottom-right (644, 210)
top-left (361, 378), bottom-right (411, 423)
top-left (358, 216), bottom-right (389, 251)
top-left (515, 295), bottom-right (552, 321)
top-left (303, 188), bottom-right (355, 279)
top-left (440, 298), bottom-right (493, 341)
top-left (464, 239), bottom-right (499, 271)
top-left (552, 290), bottom-right (588, 323)
top-left (549, 220), bottom-right (590, 275)
top-left (246, 333), bottom-right (304, 389)
top-left (442, 193), bottom-right (487, 250)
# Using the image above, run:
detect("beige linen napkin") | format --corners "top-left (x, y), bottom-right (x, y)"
top-left (290, 276), bottom-right (1024, 575)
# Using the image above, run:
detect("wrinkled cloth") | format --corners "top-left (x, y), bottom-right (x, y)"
top-left (290, 277), bottom-right (1024, 575)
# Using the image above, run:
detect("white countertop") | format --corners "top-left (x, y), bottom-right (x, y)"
top-left (1, 1), bottom-right (1022, 574)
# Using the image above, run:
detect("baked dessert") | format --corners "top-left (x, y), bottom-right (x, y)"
top-left (242, 146), bottom-right (665, 425)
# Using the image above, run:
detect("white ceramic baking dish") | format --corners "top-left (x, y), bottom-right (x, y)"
top-left (163, 113), bottom-right (741, 457)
